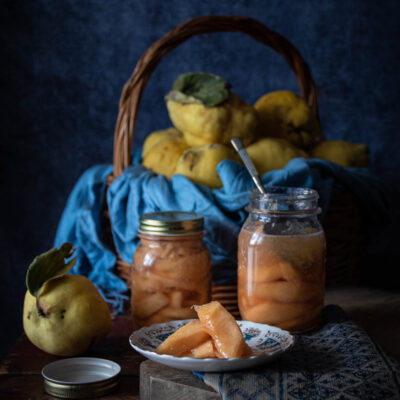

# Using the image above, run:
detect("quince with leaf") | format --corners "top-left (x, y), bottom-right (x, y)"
top-left (23, 243), bottom-right (112, 356)
top-left (166, 73), bottom-right (259, 147)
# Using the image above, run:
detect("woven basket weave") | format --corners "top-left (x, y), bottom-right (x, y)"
top-left (104, 16), bottom-right (362, 317)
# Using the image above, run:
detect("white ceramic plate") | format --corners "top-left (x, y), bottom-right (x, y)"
top-left (42, 357), bottom-right (121, 384)
top-left (129, 319), bottom-right (295, 372)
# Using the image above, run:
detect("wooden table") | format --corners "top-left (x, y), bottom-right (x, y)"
top-left (0, 314), bottom-right (145, 399)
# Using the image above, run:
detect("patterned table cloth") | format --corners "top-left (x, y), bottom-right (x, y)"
top-left (193, 305), bottom-right (400, 400)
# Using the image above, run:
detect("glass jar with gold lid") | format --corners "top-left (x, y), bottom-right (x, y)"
top-left (131, 211), bottom-right (211, 328)
top-left (238, 187), bottom-right (326, 332)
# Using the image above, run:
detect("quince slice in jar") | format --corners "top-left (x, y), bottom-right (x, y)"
top-left (249, 280), bottom-right (324, 303)
top-left (156, 320), bottom-right (210, 356)
top-left (244, 299), bottom-right (323, 328)
top-left (131, 212), bottom-right (212, 328)
top-left (169, 290), bottom-right (184, 308)
top-left (134, 292), bottom-right (169, 319)
top-left (156, 306), bottom-right (197, 320)
top-left (194, 301), bottom-right (250, 358)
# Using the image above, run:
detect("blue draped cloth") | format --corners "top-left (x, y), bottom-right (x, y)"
top-left (54, 158), bottom-right (389, 309)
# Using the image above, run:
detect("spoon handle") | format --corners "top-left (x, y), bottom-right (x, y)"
top-left (231, 137), bottom-right (266, 194)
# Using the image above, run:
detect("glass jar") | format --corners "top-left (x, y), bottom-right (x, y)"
top-left (131, 211), bottom-right (211, 328)
top-left (238, 187), bottom-right (326, 332)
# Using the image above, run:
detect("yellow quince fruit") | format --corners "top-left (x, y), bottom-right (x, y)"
top-left (23, 243), bottom-right (112, 356)
top-left (142, 136), bottom-right (189, 179)
top-left (175, 143), bottom-right (240, 189)
top-left (310, 140), bottom-right (369, 167)
top-left (254, 90), bottom-right (320, 149)
top-left (166, 73), bottom-right (259, 147)
top-left (142, 127), bottom-right (183, 158)
top-left (246, 138), bottom-right (308, 175)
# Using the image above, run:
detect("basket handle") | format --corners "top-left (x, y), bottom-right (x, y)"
top-left (112, 15), bottom-right (322, 178)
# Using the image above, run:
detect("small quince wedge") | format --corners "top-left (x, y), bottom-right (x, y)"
top-left (166, 73), bottom-right (259, 147)
top-left (246, 137), bottom-right (308, 175)
top-left (175, 143), bottom-right (240, 189)
top-left (254, 90), bottom-right (319, 149)
top-left (194, 301), bottom-right (250, 358)
top-left (310, 140), bottom-right (369, 167)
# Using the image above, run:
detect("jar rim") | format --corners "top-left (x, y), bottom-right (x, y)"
top-left (249, 186), bottom-right (318, 200)
top-left (139, 211), bottom-right (204, 235)
top-left (245, 205), bottom-right (321, 216)
top-left (247, 186), bottom-right (320, 215)
top-left (138, 231), bottom-right (205, 238)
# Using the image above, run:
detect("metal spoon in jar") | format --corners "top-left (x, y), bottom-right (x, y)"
top-left (231, 137), bottom-right (266, 194)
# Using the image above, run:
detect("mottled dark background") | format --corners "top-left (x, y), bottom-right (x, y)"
top-left (1, 0), bottom-right (399, 359)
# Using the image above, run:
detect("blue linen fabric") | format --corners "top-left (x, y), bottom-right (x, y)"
top-left (54, 158), bottom-right (389, 308)
top-left (193, 305), bottom-right (400, 400)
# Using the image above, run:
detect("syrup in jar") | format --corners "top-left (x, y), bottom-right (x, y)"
top-left (238, 187), bottom-right (326, 332)
top-left (131, 211), bottom-right (211, 328)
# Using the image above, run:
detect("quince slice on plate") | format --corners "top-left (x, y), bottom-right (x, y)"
top-left (156, 301), bottom-right (251, 359)
top-left (194, 301), bottom-right (250, 358)
top-left (156, 320), bottom-right (210, 356)
top-left (190, 339), bottom-right (219, 358)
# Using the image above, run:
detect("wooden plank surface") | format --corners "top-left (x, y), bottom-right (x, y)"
top-left (0, 314), bottom-right (144, 399)
top-left (0, 375), bottom-right (140, 400)
top-left (140, 360), bottom-right (219, 400)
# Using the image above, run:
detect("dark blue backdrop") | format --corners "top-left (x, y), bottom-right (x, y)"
top-left (1, 0), bottom-right (399, 359)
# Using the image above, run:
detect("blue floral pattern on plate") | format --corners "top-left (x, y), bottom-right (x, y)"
top-left (129, 319), bottom-right (295, 372)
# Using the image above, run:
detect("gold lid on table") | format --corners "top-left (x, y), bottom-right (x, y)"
top-left (41, 357), bottom-right (121, 399)
top-left (43, 376), bottom-right (119, 399)
top-left (139, 211), bottom-right (204, 235)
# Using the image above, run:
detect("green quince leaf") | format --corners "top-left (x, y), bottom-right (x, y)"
top-left (165, 72), bottom-right (230, 107)
top-left (26, 243), bottom-right (76, 297)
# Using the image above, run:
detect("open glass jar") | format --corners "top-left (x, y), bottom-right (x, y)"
top-left (238, 187), bottom-right (326, 332)
top-left (131, 211), bottom-right (211, 328)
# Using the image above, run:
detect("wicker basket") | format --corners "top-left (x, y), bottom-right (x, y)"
top-left (105, 16), bottom-right (363, 317)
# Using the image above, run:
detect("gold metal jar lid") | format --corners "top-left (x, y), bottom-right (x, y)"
top-left (139, 211), bottom-right (204, 235)
top-left (42, 357), bottom-right (120, 399)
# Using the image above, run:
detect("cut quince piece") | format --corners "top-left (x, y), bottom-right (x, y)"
top-left (143, 270), bottom-right (199, 291)
top-left (194, 301), bottom-right (248, 358)
top-left (169, 290), bottom-right (184, 308)
top-left (249, 280), bottom-right (323, 303)
top-left (157, 306), bottom-right (197, 320)
top-left (191, 339), bottom-right (219, 358)
top-left (134, 292), bottom-right (169, 319)
top-left (156, 320), bottom-right (210, 356)
top-left (243, 300), bottom-right (314, 325)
